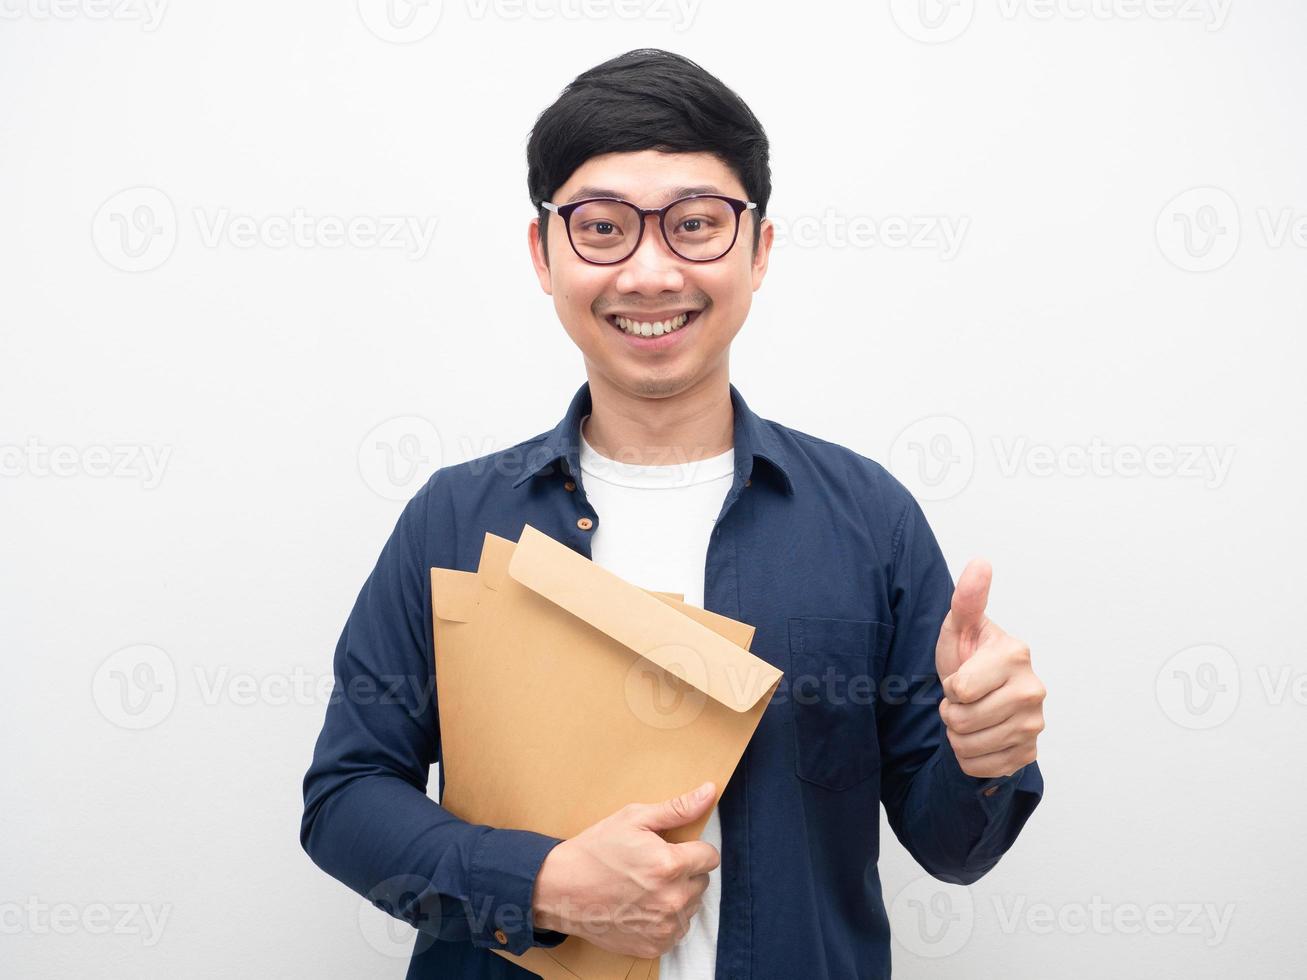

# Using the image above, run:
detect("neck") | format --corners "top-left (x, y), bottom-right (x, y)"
top-left (581, 369), bottom-right (734, 467)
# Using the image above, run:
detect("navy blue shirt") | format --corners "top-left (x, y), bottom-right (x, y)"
top-left (301, 380), bottom-right (1044, 978)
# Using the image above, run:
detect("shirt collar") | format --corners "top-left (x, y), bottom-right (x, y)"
top-left (511, 380), bottom-right (796, 495)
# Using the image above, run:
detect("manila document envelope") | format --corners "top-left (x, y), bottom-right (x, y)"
top-left (430, 524), bottom-right (783, 980)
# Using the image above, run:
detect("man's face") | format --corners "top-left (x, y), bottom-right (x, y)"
top-left (529, 149), bottom-right (773, 400)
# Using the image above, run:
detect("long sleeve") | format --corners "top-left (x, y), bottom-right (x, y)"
top-left (876, 491), bottom-right (1044, 885)
top-left (299, 474), bottom-right (567, 955)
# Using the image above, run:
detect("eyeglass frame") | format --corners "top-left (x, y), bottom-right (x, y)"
top-left (540, 194), bottom-right (759, 265)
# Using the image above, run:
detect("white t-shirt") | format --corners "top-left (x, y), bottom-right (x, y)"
top-left (578, 415), bottom-right (734, 980)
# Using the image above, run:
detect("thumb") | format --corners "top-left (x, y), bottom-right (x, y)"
top-left (632, 782), bottom-right (716, 833)
top-left (941, 558), bottom-right (992, 657)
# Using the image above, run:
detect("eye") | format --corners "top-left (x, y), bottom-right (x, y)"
top-left (674, 214), bottom-right (722, 236)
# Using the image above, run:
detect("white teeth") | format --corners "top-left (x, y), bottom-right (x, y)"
top-left (614, 312), bottom-right (691, 337)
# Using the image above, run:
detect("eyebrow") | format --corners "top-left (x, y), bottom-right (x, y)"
top-left (562, 184), bottom-right (726, 205)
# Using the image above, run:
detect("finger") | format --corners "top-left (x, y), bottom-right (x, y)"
top-left (672, 840), bottom-right (721, 877)
top-left (686, 871), bottom-right (711, 895)
top-left (946, 715), bottom-right (1028, 759)
top-left (942, 646), bottom-right (1011, 704)
top-left (941, 558), bottom-right (992, 652)
top-left (674, 903), bottom-right (698, 940)
top-left (680, 886), bottom-right (706, 920)
top-left (955, 742), bottom-right (1037, 780)
top-left (939, 682), bottom-right (1018, 734)
top-left (632, 782), bottom-right (716, 833)
top-left (684, 897), bottom-right (704, 926)
top-left (678, 881), bottom-right (707, 929)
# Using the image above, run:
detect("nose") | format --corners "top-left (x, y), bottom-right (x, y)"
top-left (613, 212), bottom-right (685, 295)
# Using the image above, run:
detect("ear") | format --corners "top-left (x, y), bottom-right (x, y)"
top-left (750, 216), bottom-right (774, 292)
top-left (528, 216), bottom-right (553, 296)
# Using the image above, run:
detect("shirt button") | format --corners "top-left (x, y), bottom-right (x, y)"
top-left (982, 785), bottom-right (999, 797)
top-left (564, 480), bottom-right (576, 491)
top-left (577, 517), bottom-right (593, 531)
top-left (494, 928), bottom-right (508, 945)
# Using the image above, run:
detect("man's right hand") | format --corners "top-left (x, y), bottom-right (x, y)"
top-left (530, 781), bottom-right (720, 959)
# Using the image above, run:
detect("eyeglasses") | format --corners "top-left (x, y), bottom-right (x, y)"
top-left (541, 194), bottom-right (758, 265)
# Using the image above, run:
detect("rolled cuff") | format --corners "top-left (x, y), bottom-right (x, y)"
top-left (934, 744), bottom-right (1043, 877)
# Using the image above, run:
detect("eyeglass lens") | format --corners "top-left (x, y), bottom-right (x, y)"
top-left (567, 197), bottom-right (739, 263)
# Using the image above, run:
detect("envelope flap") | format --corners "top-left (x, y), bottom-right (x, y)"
top-left (506, 525), bottom-right (780, 712)
top-left (647, 590), bottom-right (685, 604)
top-left (430, 567), bottom-right (480, 623)
top-left (476, 531), bottom-right (518, 592)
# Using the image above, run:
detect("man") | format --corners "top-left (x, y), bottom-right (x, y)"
top-left (301, 48), bottom-right (1046, 979)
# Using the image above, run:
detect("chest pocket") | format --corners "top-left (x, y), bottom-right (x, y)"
top-left (789, 616), bottom-right (894, 791)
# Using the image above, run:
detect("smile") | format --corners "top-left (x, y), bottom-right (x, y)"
top-left (606, 310), bottom-right (699, 337)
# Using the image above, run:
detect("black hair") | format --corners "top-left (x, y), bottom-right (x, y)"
top-left (526, 48), bottom-right (771, 264)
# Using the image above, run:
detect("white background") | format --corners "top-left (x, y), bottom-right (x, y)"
top-left (2, 1), bottom-right (1304, 977)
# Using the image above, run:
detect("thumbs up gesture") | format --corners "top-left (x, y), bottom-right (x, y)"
top-left (935, 559), bottom-right (1046, 779)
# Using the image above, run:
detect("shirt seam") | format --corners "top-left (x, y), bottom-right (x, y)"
top-left (888, 496), bottom-right (912, 573)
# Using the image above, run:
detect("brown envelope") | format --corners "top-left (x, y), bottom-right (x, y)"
top-left (430, 524), bottom-right (782, 980)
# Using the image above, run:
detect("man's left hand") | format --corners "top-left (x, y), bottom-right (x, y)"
top-left (934, 559), bottom-right (1046, 779)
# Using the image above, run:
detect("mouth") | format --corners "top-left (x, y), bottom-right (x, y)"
top-left (604, 309), bottom-right (702, 345)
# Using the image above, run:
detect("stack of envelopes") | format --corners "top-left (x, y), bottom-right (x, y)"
top-left (430, 524), bottom-right (784, 980)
